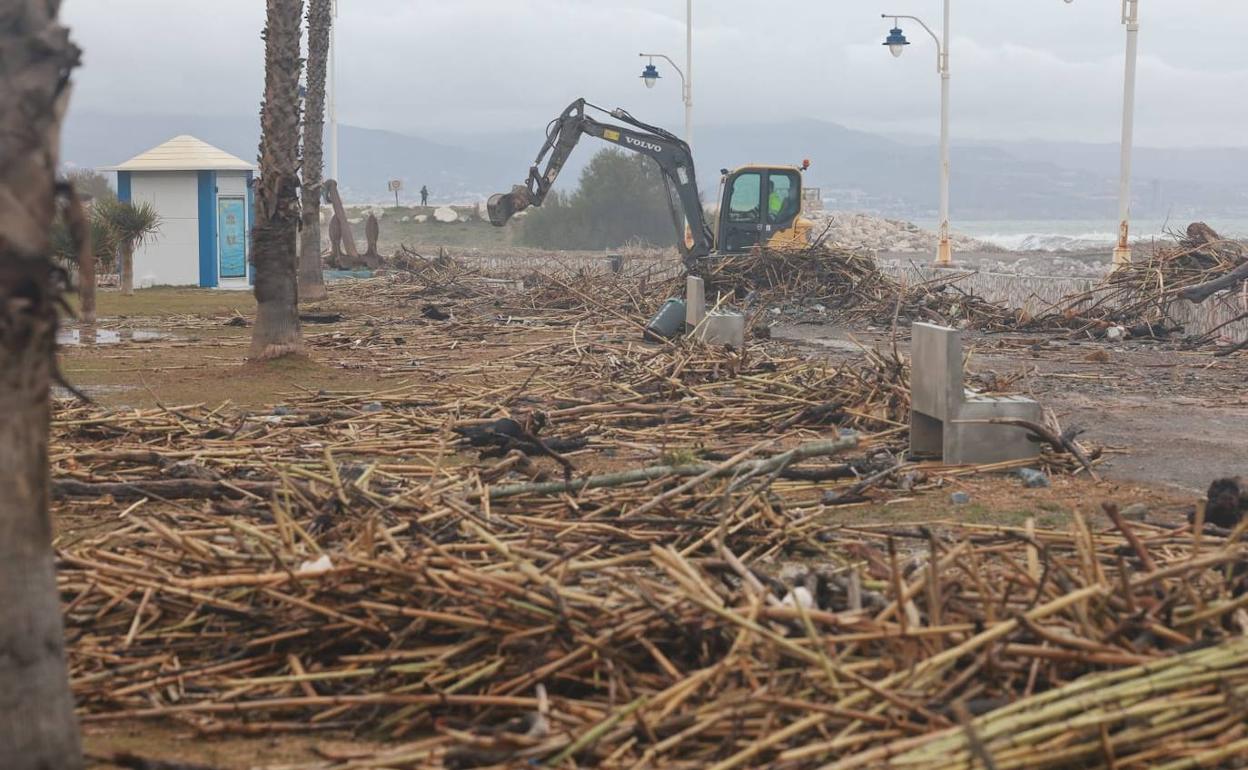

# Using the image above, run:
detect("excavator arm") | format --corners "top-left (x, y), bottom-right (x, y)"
top-left (487, 99), bottom-right (714, 266)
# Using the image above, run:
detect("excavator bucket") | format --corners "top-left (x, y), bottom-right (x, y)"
top-left (487, 192), bottom-right (523, 227)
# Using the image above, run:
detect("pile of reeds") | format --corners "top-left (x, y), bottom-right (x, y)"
top-left (700, 244), bottom-right (1018, 330)
top-left (59, 467), bottom-right (1248, 769)
top-left (1021, 223), bottom-right (1248, 339)
top-left (861, 637), bottom-right (1248, 770)
top-left (53, 269), bottom-right (1207, 770)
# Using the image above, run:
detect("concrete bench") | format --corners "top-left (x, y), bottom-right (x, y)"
top-left (910, 323), bottom-right (1043, 465)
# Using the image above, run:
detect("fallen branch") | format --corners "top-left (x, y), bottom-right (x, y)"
top-left (983, 418), bottom-right (1099, 480)
top-left (822, 461), bottom-right (906, 505)
top-left (52, 479), bottom-right (299, 501)
top-left (1101, 501), bottom-right (1156, 572)
top-left (1179, 260), bottom-right (1248, 304)
top-left (479, 436), bottom-right (859, 500)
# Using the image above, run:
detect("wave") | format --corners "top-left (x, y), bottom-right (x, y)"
top-left (977, 232), bottom-right (1120, 252)
top-left (977, 226), bottom-right (1248, 252)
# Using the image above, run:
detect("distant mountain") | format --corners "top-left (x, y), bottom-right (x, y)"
top-left (61, 109), bottom-right (515, 203)
top-left (63, 109), bottom-right (1248, 219)
top-left (971, 138), bottom-right (1248, 188)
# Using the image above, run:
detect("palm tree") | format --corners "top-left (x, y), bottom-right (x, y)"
top-left (50, 201), bottom-right (117, 325)
top-left (251, 0), bottom-right (305, 359)
top-left (298, 0), bottom-right (332, 303)
top-left (97, 198), bottom-right (161, 295)
top-left (0, 1), bottom-right (86, 768)
top-left (89, 212), bottom-right (121, 273)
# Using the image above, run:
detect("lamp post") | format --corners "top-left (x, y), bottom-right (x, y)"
top-left (638, 0), bottom-right (693, 145)
top-left (639, 52), bottom-right (693, 146)
top-left (1059, 0), bottom-right (1138, 267)
top-left (881, 6), bottom-right (952, 266)
top-left (328, 0), bottom-right (339, 182)
top-left (1112, 0), bottom-right (1140, 267)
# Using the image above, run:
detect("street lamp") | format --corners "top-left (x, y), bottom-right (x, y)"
top-left (884, 26), bottom-right (910, 58)
top-left (638, 54), bottom-right (693, 145)
top-left (881, 8), bottom-right (952, 267)
top-left (1113, 0), bottom-right (1141, 267)
top-left (637, 0), bottom-right (693, 145)
top-left (1061, 0), bottom-right (1138, 268)
top-left (640, 62), bottom-right (660, 89)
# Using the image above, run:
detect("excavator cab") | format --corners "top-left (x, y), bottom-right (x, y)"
top-left (715, 163), bottom-right (814, 254)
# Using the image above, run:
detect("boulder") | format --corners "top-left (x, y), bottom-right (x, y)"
top-left (434, 206), bottom-right (458, 223)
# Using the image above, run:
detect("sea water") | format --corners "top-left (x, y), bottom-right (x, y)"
top-left (912, 218), bottom-right (1248, 252)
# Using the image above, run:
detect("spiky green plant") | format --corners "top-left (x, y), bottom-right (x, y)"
top-left (89, 213), bottom-right (120, 272)
top-left (97, 199), bottom-right (161, 295)
top-left (49, 214), bottom-right (118, 269)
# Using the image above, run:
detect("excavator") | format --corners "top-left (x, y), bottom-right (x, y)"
top-left (487, 99), bottom-right (814, 271)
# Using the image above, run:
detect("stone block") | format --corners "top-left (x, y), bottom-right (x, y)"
top-left (910, 323), bottom-right (1043, 466)
top-left (686, 276), bottom-right (706, 329)
top-left (699, 310), bottom-right (745, 349)
top-left (911, 322), bottom-right (961, 420)
top-left (945, 395), bottom-right (1043, 465)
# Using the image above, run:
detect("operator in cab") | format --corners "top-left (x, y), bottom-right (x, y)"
top-left (768, 180), bottom-right (783, 219)
top-left (768, 178), bottom-right (798, 222)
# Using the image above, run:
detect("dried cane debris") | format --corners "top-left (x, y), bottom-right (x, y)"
top-left (55, 255), bottom-right (1244, 770)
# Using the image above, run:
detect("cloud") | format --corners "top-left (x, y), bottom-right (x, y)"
top-left (61, 0), bottom-right (1248, 147)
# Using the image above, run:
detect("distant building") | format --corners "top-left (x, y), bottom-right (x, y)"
top-left (105, 135), bottom-right (254, 289)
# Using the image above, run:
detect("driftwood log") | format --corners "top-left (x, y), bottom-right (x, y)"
top-left (362, 213), bottom-right (383, 268)
top-left (323, 179), bottom-right (361, 267)
top-left (327, 214), bottom-right (343, 266)
top-left (1177, 223), bottom-right (1248, 303)
top-left (1179, 260), bottom-right (1248, 303)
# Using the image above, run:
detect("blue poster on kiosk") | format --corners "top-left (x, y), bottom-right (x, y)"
top-left (218, 197), bottom-right (247, 279)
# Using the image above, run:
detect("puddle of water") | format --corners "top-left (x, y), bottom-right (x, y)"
top-left (804, 337), bottom-right (866, 353)
top-left (53, 383), bottom-right (137, 399)
top-left (58, 328), bottom-right (172, 346)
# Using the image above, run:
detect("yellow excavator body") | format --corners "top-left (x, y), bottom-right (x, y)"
top-left (712, 163), bottom-right (815, 254)
top-left (487, 99), bottom-right (818, 266)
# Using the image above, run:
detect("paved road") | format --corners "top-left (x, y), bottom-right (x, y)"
top-left (776, 323), bottom-right (1246, 494)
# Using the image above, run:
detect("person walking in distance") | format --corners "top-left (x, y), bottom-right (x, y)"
top-left (420, 185), bottom-right (429, 207)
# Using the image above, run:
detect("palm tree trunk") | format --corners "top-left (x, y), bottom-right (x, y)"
top-left (250, 0), bottom-right (304, 360)
top-left (298, 0), bottom-right (331, 303)
top-left (0, 2), bottom-right (85, 768)
top-left (79, 247), bottom-right (96, 324)
top-left (64, 187), bottom-right (96, 325)
top-left (119, 241), bottom-right (133, 295)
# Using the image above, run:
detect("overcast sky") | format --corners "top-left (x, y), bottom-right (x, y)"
top-left (62, 0), bottom-right (1248, 147)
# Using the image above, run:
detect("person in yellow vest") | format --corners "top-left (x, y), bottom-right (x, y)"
top-left (768, 180), bottom-right (788, 221)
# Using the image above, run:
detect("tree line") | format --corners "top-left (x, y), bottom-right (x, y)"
top-left (519, 149), bottom-right (679, 251)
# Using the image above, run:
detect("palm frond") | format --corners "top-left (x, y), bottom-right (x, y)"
top-left (88, 213), bottom-right (120, 268)
top-left (49, 211), bottom-right (121, 268)
top-left (97, 199), bottom-right (163, 247)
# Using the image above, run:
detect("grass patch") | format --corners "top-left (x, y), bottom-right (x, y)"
top-left (60, 316), bottom-right (392, 408)
top-left (71, 287), bottom-right (257, 320)
top-left (960, 506), bottom-right (1047, 528)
